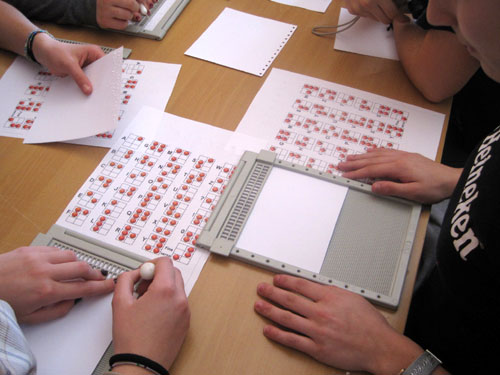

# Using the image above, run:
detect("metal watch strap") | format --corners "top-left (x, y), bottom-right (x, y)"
top-left (402, 350), bottom-right (442, 375)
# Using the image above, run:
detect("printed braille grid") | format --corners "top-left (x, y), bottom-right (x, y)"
top-left (135, 154), bottom-right (158, 171)
top-left (34, 70), bottom-right (55, 82)
top-left (102, 199), bottom-right (126, 218)
top-left (125, 169), bottom-right (148, 186)
top-left (293, 98), bottom-right (312, 112)
top-left (112, 147), bottom-right (135, 163)
top-left (24, 83), bottom-right (50, 97)
top-left (78, 190), bottom-right (102, 209)
top-left (91, 216), bottom-right (115, 235)
top-left (3, 116), bottom-right (34, 130)
top-left (275, 129), bottom-right (296, 144)
top-left (65, 206), bottom-right (90, 226)
top-left (171, 148), bottom-right (191, 163)
top-left (300, 84), bottom-right (320, 97)
top-left (116, 224), bottom-right (141, 244)
top-left (172, 242), bottom-right (197, 264)
top-left (122, 134), bottom-right (145, 149)
top-left (113, 183), bottom-right (137, 202)
top-left (101, 161), bottom-right (125, 178)
top-left (313, 140), bottom-right (335, 156)
top-left (89, 176), bottom-right (114, 193)
top-left (318, 88), bottom-right (337, 101)
top-left (123, 62), bottom-right (145, 75)
top-left (145, 141), bottom-right (167, 157)
top-left (191, 209), bottom-right (210, 228)
top-left (283, 113), bottom-right (304, 128)
top-left (128, 208), bottom-right (152, 227)
top-left (192, 155), bottom-right (215, 172)
top-left (294, 134), bottom-right (315, 150)
top-left (183, 170), bottom-right (207, 188)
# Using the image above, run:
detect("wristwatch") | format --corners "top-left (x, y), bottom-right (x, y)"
top-left (400, 350), bottom-right (442, 375)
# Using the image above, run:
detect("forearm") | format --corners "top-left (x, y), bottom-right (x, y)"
top-left (4, 0), bottom-right (98, 27)
top-left (0, 1), bottom-right (38, 56)
top-left (393, 17), bottom-right (479, 102)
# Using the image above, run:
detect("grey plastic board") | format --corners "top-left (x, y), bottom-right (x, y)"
top-left (30, 224), bottom-right (147, 374)
top-left (119, 0), bottom-right (190, 40)
top-left (197, 150), bottom-right (421, 309)
top-left (56, 38), bottom-right (132, 59)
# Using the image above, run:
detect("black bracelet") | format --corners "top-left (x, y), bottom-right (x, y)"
top-left (23, 29), bottom-right (53, 65)
top-left (109, 353), bottom-right (170, 375)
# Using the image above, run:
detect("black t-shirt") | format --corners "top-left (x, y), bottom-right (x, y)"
top-left (405, 126), bottom-right (500, 373)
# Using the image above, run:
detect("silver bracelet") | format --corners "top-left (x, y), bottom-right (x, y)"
top-left (400, 350), bottom-right (442, 375)
top-left (23, 29), bottom-right (54, 64)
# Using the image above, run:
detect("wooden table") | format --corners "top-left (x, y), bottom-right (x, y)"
top-left (0, 1), bottom-right (451, 374)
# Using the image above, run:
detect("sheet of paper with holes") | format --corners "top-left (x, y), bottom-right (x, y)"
top-left (55, 106), bottom-right (265, 293)
top-left (237, 68), bottom-right (445, 174)
top-left (0, 55), bottom-right (180, 147)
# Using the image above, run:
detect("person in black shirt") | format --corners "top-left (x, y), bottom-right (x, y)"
top-left (254, 0), bottom-right (500, 373)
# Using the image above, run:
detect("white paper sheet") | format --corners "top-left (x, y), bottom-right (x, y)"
top-left (334, 8), bottom-right (399, 61)
top-left (185, 8), bottom-right (297, 76)
top-left (23, 47), bottom-right (122, 144)
top-left (70, 61), bottom-right (181, 147)
top-left (237, 68), bottom-right (445, 175)
top-left (23, 107), bottom-right (266, 374)
top-left (270, 0), bottom-right (332, 13)
top-left (0, 54), bottom-right (180, 147)
top-left (236, 167), bottom-right (347, 273)
top-left (22, 295), bottom-right (113, 375)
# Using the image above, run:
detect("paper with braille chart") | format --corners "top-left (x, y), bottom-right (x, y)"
top-left (0, 49), bottom-right (180, 147)
top-left (237, 68), bottom-right (445, 174)
top-left (23, 106), bottom-right (267, 375)
top-left (185, 7), bottom-right (297, 76)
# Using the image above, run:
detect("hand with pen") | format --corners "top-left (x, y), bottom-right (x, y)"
top-left (111, 257), bottom-right (190, 374)
top-left (96, 0), bottom-right (158, 30)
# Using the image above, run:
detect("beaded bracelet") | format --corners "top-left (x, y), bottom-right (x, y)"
top-left (109, 353), bottom-right (170, 375)
top-left (24, 29), bottom-right (53, 64)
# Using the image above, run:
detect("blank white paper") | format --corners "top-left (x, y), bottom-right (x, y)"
top-left (185, 8), bottom-right (297, 76)
top-left (270, 0), bottom-right (332, 13)
top-left (23, 47), bottom-right (122, 144)
top-left (236, 167), bottom-right (348, 273)
top-left (22, 294), bottom-right (113, 375)
top-left (334, 8), bottom-right (399, 61)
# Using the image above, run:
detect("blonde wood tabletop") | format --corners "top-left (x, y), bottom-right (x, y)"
top-left (0, 1), bottom-right (451, 374)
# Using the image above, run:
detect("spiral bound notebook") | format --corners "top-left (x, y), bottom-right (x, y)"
top-left (185, 8), bottom-right (297, 77)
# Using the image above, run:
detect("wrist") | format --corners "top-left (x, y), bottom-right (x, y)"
top-left (366, 332), bottom-right (425, 375)
top-left (30, 31), bottom-right (56, 66)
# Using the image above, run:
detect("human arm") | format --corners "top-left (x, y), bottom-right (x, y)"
top-left (392, 14), bottom-right (479, 102)
top-left (255, 274), bottom-right (451, 374)
top-left (343, 1), bottom-right (479, 102)
top-left (0, 246), bottom-right (114, 324)
top-left (0, 1), bottom-right (105, 95)
top-left (111, 257), bottom-right (190, 373)
top-left (337, 148), bottom-right (462, 204)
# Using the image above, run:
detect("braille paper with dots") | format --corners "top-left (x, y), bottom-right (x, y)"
top-left (0, 55), bottom-right (180, 148)
top-left (237, 68), bottom-right (446, 173)
top-left (55, 107), bottom-right (263, 294)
